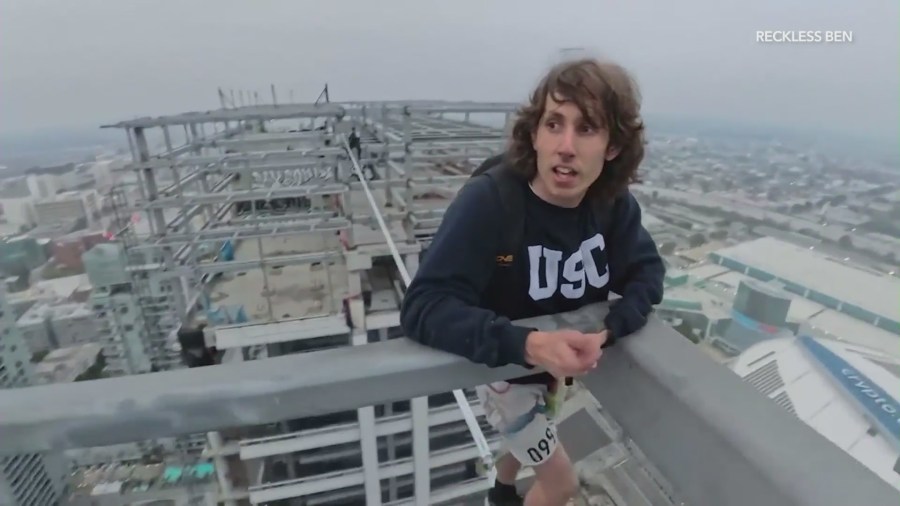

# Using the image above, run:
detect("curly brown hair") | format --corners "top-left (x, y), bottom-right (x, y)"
top-left (507, 58), bottom-right (646, 202)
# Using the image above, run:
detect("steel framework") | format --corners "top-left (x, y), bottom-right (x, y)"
top-left (93, 94), bottom-right (518, 505)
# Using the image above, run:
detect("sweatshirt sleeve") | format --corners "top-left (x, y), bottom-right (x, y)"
top-left (603, 191), bottom-right (666, 346)
top-left (400, 176), bottom-right (536, 368)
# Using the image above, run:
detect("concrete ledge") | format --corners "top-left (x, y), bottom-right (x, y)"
top-left (525, 307), bottom-right (897, 506)
top-left (0, 319), bottom-right (531, 454)
top-left (0, 302), bottom-right (895, 505)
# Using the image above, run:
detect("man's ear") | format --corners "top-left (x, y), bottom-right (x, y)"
top-left (605, 145), bottom-right (622, 161)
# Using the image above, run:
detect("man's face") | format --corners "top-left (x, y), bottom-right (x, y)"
top-left (530, 94), bottom-right (619, 207)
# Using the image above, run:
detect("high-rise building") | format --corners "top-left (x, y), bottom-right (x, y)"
top-left (83, 243), bottom-right (155, 375)
top-left (0, 285), bottom-right (67, 506)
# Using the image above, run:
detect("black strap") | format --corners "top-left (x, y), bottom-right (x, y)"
top-left (481, 164), bottom-right (526, 260)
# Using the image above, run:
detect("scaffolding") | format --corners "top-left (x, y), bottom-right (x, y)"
top-left (100, 91), bottom-right (519, 505)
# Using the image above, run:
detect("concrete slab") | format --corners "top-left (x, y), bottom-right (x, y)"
top-left (215, 316), bottom-right (350, 349)
top-left (209, 235), bottom-right (348, 323)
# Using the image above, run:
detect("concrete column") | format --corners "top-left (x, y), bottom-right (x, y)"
top-left (199, 175), bottom-right (214, 222)
top-left (403, 108), bottom-right (411, 153)
top-left (342, 189), bottom-right (355, 249)
top-left (284, 455), bottom-right (296, 480)
top-left (350, 270), bottom-right (382, 505)
top-left (189, 123), bottom-right (215, 223)
top-left (207, 431), bottom-right (237, 506)
top-left (412, 396), bottom-right (431, 505)
top-left (385, 157), bottom-right (394, 208)
top-left (403, 179), bottom-right (418, 246)
top-left (359, 402), bottom-right (382, 506)
top-left (348, 294), bottom-right (366, 331)
top-left (381, 327), bottom-right (399, 501)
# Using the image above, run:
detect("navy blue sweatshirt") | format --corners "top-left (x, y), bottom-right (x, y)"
top-left (400, 173), bottom-right (665, 384)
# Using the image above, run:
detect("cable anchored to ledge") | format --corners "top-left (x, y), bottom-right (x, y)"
top-left (340, 134), bottom-right (497, 487)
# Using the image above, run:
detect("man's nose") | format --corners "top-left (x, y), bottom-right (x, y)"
top-left (556, 128), bottom-right (575, 157)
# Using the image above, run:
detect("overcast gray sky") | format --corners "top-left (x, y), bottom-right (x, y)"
top-left (1, 0), bottom-right (897, 143)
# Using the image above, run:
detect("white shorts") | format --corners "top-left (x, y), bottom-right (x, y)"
top-left (476, 380), bottom-right (567, 467)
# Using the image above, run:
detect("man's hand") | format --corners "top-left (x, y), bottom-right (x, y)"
top-left (570, 330), bottom-right (608, 369)
top-left (524, 330), bottom-right (608, 379)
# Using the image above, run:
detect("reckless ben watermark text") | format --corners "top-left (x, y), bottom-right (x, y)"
top-left (756, 30), bottom-right (854, 43)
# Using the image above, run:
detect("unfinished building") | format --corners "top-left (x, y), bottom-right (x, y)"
top-left (82, 93), bottom-right (675, 505)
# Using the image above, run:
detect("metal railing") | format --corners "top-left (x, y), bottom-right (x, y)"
top-left (0, 302), bottom-right (896, 505)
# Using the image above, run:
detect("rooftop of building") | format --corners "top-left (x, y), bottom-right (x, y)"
top-left (731, 335), bottom-right (900, 491)
top-left (25, 162), bottom-right (75, 176)
top-left (34, 191), bottom-right (88, 204)
top-left (67, 460), bottom-right (218, 499)
top-left (16, 301), bottom-right (52, 326)
top-left (210, 234), bottom-right (347, 324)
top-left (671, 262), bottom-right (900, 359)
top-left (31, 273), bottom-right (91, 301)
top-left (714, 237), bottom-right (899, 317)
top-left (49, 302), bottom-right (93, 319)
top-left (26, 220), bottom-right (82, 239)
top-left (673, 240), bottom-right (731, 264)
top-left (34, 342), bottom-right (102, 383)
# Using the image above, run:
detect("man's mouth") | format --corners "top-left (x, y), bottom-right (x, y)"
top-left (553, 166), bottom-right (577, 177)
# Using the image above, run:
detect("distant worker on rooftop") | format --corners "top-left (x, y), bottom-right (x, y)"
top-left (348, 126), bottom-right (361, 160)
top-left (400, 58), bottom-right (665, 506)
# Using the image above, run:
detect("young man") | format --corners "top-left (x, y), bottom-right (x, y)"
top-left (400, 59), bottom-right (665, 506)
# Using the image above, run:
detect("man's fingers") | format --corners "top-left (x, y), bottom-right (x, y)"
top-left (576, 334), bottom-right (604, 364)
top-left (558, 345), bottom-right (588, 376)
top-left (555, 332), bottom-right (605, 373)
top-left (586, 331), bottom-right (608, 345)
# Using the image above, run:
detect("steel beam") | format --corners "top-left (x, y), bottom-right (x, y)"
top-left (120, 148), bottom-right (377, 170)
top-left (201, 159), bottom-right (341, 174)
top-left (404, 102), bottom-right (519, 114)
top-left (192, 251), bottom-right (342, 276)
top-left (228, 211), bottom-right (339, 226)
top-left (407, 175), bottom-right (469, 187)
top-left (208, 131), bottom-right (328, 147)
top-left (407, 152), bottom-right (498, 164)
top-left (149, 218), bottom-right (350, 246)
top-left (406, 140), bottom-right (505, 151)
top-left (139, 184), bottom-right (348, 208)
top-left (102, 103), bottom-right (347, 129)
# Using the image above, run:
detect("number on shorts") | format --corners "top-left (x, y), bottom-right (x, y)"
top-left (526, 427), bottom-right (557, 463)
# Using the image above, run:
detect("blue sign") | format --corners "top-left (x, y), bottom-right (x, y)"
top-left (800, 335), bottom-right (900, 448)
top-left (732, 310), bottom-right (780, 335)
